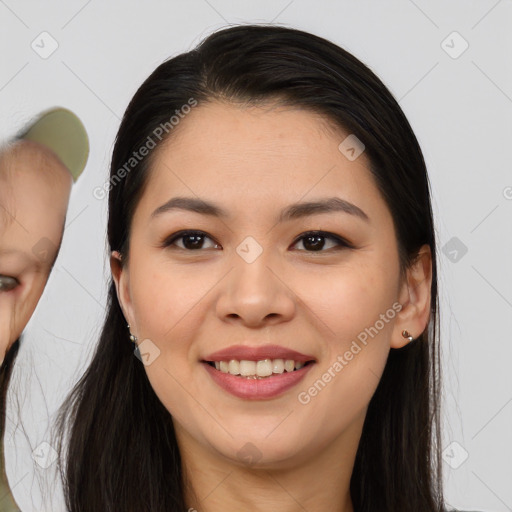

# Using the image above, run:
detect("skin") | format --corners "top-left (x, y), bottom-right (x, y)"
top-left (111, 101), bottom-right (432, 512)
top-left (0, 140), bottom-right (72, 365)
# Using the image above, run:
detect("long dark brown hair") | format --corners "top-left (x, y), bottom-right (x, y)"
top-left (55, 24), bottom-right (444, 511)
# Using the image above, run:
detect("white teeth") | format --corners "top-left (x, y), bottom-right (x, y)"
top-left (272, 359), bottom-right (284, 374)
top-left (284, 359), bottom-right (295, 372)
top-left (239, 360), bottom-right (256, 376)
top-left (228, 360), bottom-right (239, 375)
top-left (211, 358), bottom-right (310, 378)
top-left (256, 359), bottom-right (273, 377)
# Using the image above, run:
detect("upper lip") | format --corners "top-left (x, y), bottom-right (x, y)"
top-left (203, 344), bottom-right (316, 363)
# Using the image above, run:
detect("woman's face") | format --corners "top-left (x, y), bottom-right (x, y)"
top-left (0, 141), bottom-right (71, 361)
top-left (113, 101), bottom-right (430, 469)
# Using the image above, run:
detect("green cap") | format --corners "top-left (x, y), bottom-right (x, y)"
top-left (17, 107), bottom-right (89, 182)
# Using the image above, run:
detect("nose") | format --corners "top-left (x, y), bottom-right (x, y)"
top-left (215, 252), bottom-right (296, 328)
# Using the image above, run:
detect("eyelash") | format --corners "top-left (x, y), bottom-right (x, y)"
top-left (161, 230), bottom-right (353, 253)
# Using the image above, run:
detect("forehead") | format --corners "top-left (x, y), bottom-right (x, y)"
top-left (159, 100), bottom-right (349, 155)
top-left (0, 142), bottom-right (70, 240)
top-left (136, 101), bottom-right (382, 220)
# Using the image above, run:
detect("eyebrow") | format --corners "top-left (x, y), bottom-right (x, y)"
top-left (151, 196), bottom-right (370, 223)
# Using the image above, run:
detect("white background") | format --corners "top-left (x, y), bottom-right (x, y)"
top-left (1, 1), bottom-right (511, 510)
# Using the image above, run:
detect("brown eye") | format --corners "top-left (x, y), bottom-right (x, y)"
top-left (0, 275), bottom-right (20, 292)
top-left (291, 231), bottom-right (353, 252)
top-left (162, 230), bottom-right (220, 251)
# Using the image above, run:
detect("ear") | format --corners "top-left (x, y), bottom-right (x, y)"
top-left (391, 244), bottom-right (432, 349)
top-left (110, 250), bottom-right (136, 331)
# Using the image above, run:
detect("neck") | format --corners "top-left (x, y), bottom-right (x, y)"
top-left (177, 412), bottom-right (365, 512)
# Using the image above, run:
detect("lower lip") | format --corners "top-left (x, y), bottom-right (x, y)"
top-left (202, 361), bottom-right (314, 400)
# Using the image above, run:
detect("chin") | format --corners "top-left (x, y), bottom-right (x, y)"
top-left (210, 432), bottom-right (311, 470)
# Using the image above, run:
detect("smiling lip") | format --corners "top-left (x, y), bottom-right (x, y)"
top-left (202, 361), bottom-right (314, 400)
top-left (203, 344), bottom-right (315, 363)
top-left (201, 344), bottom-right (316, 400)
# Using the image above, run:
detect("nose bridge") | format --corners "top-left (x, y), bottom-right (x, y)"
top-left (233, 245), bottom-right (275, 293)
top-left (216, 235), bottom-right (295, 325)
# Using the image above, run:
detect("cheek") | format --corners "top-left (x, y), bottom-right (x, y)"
top-left (296, 267), bottom-right (396, 408)
top-left (292, 273), bottom-right (396, 440)
top-left (304, 264), bottom-right (397, 346)
top-left (129, 260), bottom-right (214, 362)
top-left (128, 263), bottom-right (202, 423)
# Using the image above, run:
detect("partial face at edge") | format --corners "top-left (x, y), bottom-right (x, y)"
top-left (0, 140), bottom-right (72, 361)
top-left (112, 101), bottom-right (431, 468)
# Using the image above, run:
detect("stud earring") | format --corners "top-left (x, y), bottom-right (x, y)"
top-left (127, 324), bottom-right (138, 343)
top-left (401, 330), bottom-right (414, 343)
